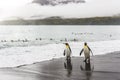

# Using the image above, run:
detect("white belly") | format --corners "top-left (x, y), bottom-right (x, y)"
top-left (84, 48), bottom-right (90, 58)
top-left (65, 48), bottom-right (71, 57)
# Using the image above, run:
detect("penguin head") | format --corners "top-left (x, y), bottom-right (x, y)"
top-left (65, 43), bottom-right (69, 45)
top-left (84, 42), bottom-right (87, 46)
top-left (65, 43), bottom-right (69, 48)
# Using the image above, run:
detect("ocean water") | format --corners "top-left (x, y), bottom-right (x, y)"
top-left (0, 25), bottom-right (120, 67)
top-left (0, 25), bottom-right (120, 41)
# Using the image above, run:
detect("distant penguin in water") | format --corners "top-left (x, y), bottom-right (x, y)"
top-left (80, 42), bottom-right (93, 63)
top-left (63, 43), bottom-right (72, 60)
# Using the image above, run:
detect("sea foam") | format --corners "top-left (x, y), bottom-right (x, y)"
top-left (0, 40), bottom-right (120, 68)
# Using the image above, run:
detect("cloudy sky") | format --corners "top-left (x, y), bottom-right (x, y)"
top-left (0, 0), bottom-right (32, 20)
top-left (0, 0), bottom-right (120, 21)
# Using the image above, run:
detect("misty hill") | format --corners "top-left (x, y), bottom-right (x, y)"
top-left (1, 17), bottom-right (120, 25)
top-left (32, 0), bottom-right (85, 6)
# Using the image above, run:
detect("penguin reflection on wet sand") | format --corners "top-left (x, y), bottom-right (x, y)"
top-left (80, 62), bottom-right (92, 71)
top-left (80, 42), bottom-right (93, 63)
top-left (80, 62), bottom-right (94, 80)
top-left (63, 43), bottom-right (72, 60)
top-left (64, 59), bottom-right (72, 77)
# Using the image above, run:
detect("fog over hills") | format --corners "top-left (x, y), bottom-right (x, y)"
top-left (1, 0), bottom-right (120, 25)
top-left (32, 0), bottom-right (85, 6)
top-left (28, 0), bottom-right (120, 19)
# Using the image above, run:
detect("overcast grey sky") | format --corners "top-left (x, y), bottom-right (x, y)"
top-left (0, 0), bottom-right (120, 20)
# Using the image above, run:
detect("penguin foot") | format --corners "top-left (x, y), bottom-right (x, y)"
top-left (83, 60), bottom-right (86, 62)
top-left (84, 59), bottom-right (90, 63)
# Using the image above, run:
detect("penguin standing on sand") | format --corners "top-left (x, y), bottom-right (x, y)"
top-left (63, 43), bottom-right (72, 60)
top-left (80, 42), bottom-right (93, 63)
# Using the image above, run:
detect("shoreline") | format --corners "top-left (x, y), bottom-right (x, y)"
top-left (0, 51), bottom-right (119, 68)
top-left (0, 52), bottom-right (120, 80)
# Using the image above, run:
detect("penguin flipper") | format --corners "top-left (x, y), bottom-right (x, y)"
top-left (80, 49), bottom-right (83, 56)
top-left (63, 50), bottom-right (65, 56)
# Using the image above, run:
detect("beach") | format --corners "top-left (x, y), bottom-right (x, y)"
top-left (0, 25), bottom-right (120, 80)
top-left (0, 51), bottom-right (120, 80)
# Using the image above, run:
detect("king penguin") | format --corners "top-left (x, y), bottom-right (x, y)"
top-left (63, 43), bottom-right (72, 60)
top-left (80, 42), bottom-right (93, 63)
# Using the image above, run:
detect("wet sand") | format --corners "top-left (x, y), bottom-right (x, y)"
top-left (0, 52), bottom-right (120, 80)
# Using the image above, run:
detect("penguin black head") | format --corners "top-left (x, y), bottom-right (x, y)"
top-left (84, 42), bottom-right (87, 46)
top-left (65, 43), bottom-right (69, 46)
